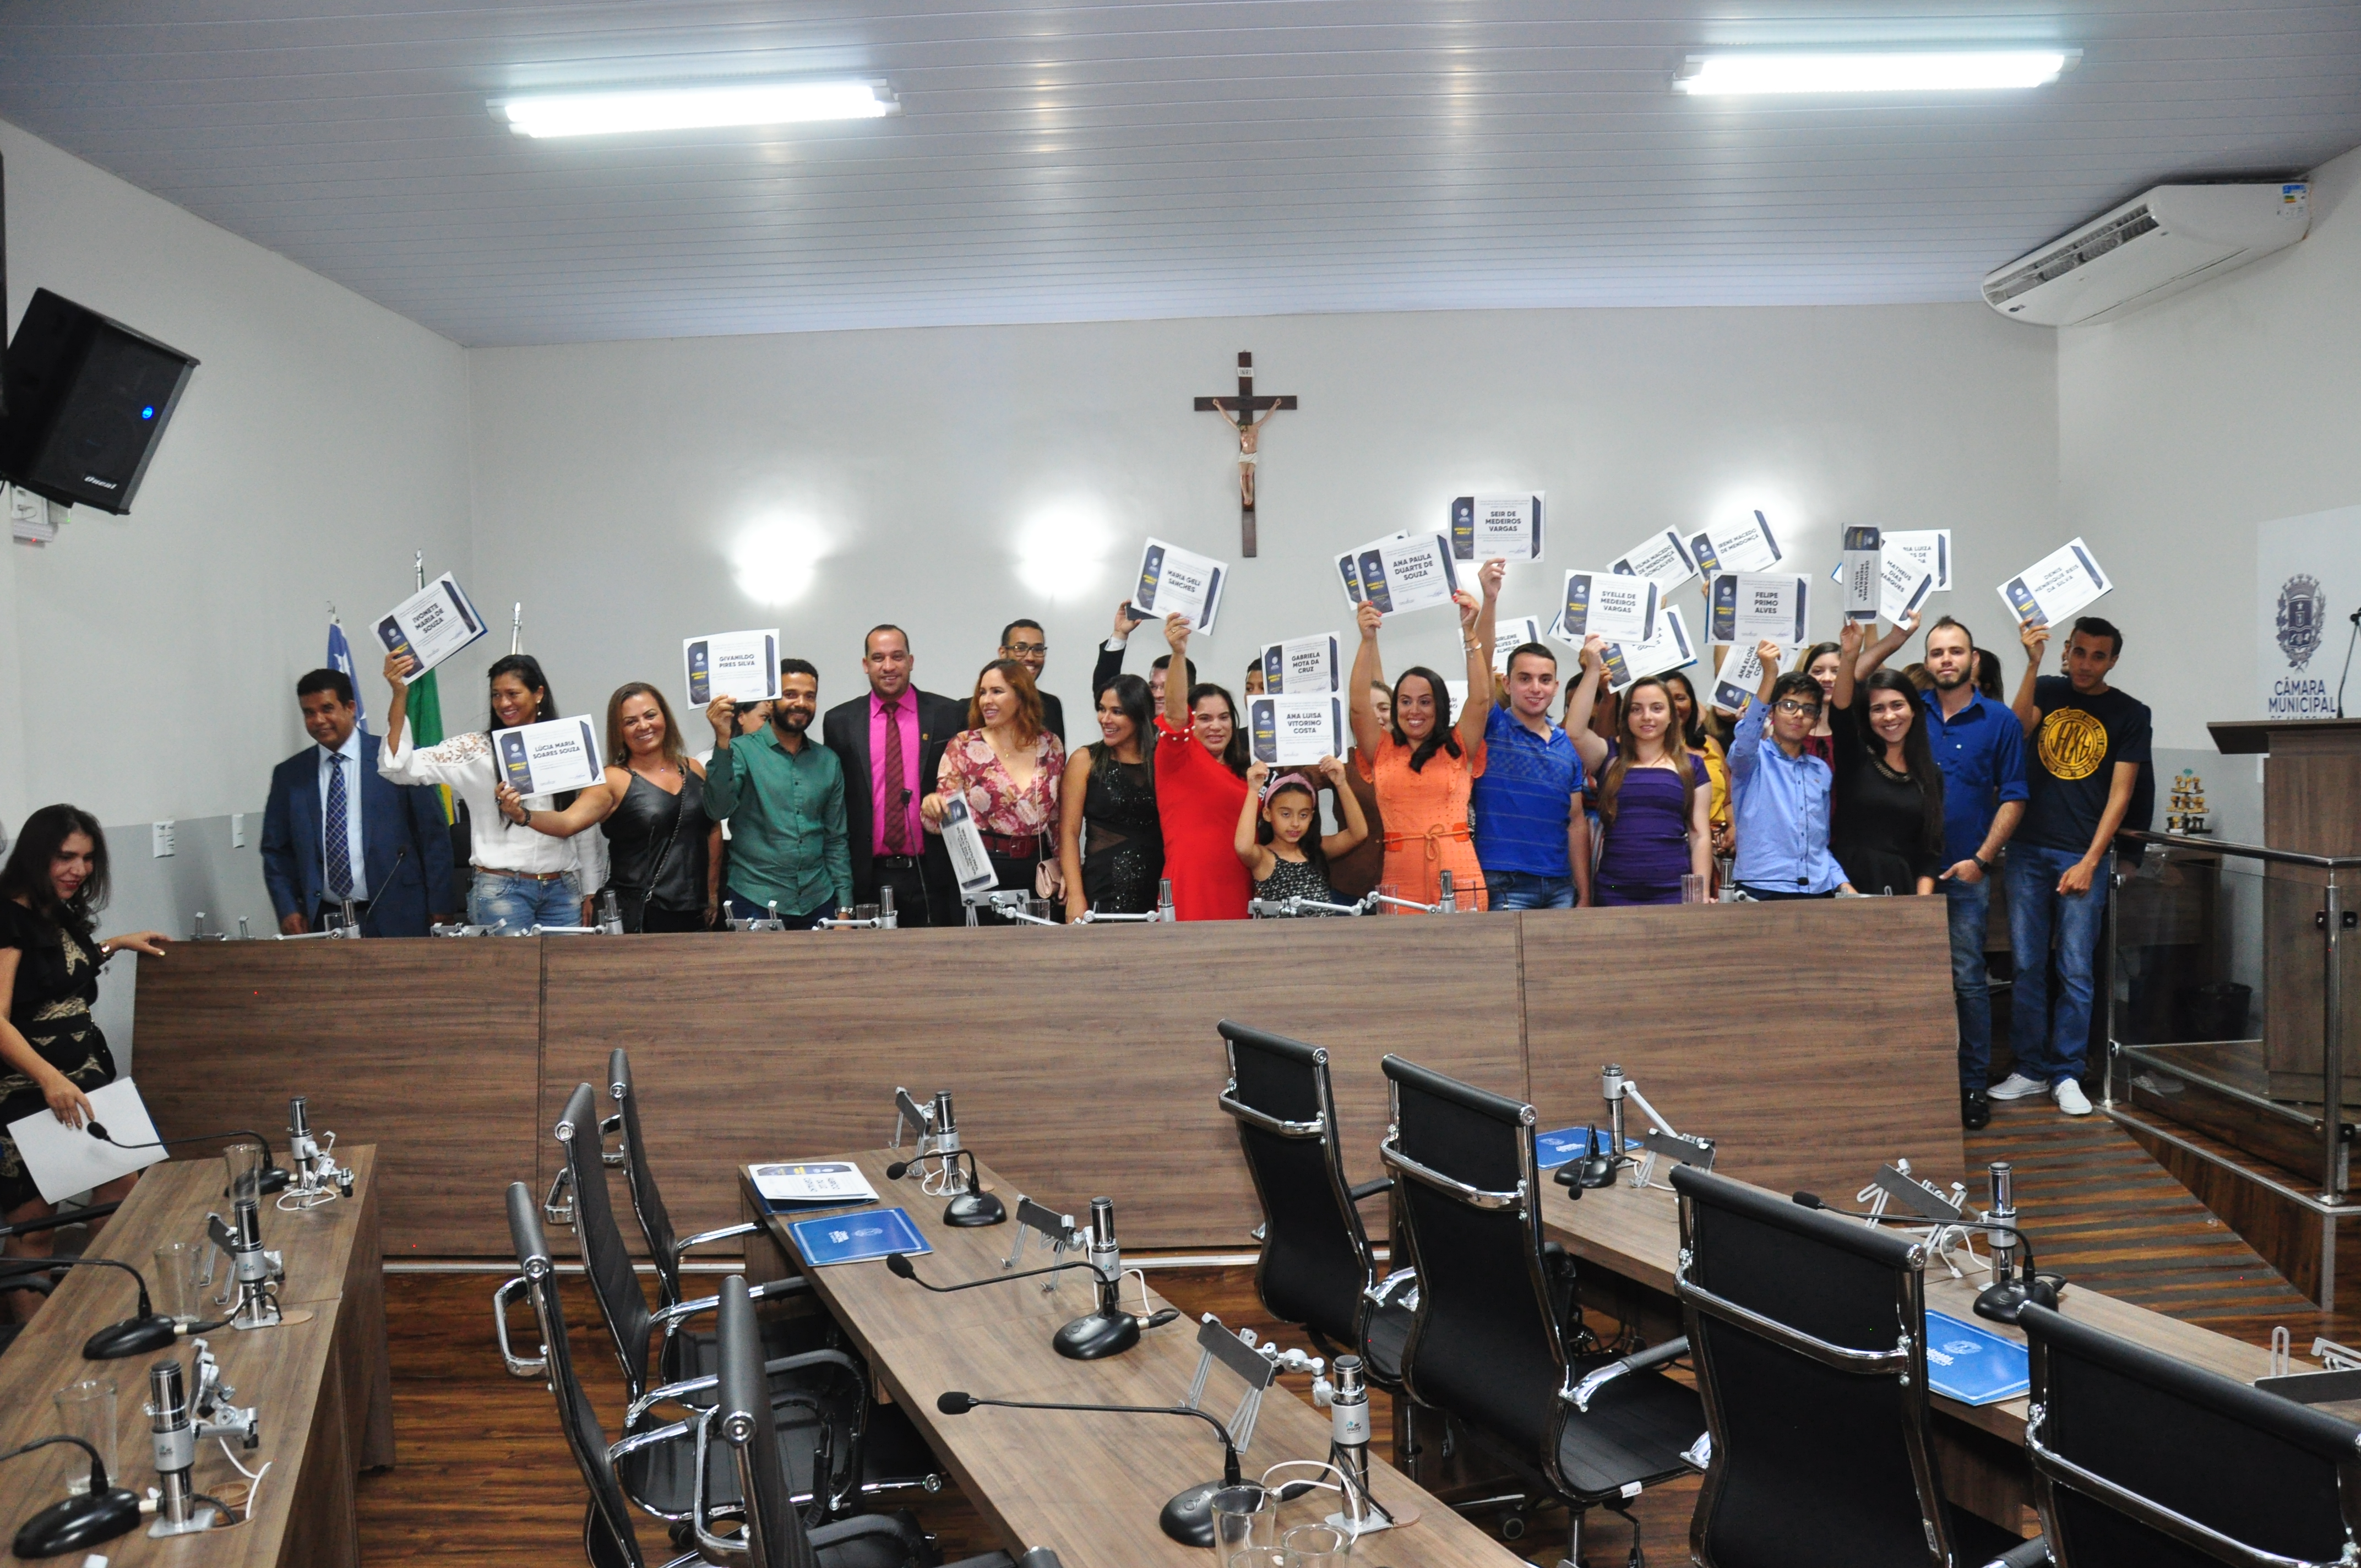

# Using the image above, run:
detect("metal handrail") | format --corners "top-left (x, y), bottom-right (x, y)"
top-left (2123, 828), bottom-right (2361, 870)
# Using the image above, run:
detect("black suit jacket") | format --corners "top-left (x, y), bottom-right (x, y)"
top-left (822, 688), bottom-right (967, 914)
top-left (259, 731), bottom-right (455, 936)
top-left (1041, 691), bottom-right (1065, 750)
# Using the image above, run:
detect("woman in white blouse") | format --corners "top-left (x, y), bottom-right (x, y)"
top-left (377, 651), bottom-right (607, 931)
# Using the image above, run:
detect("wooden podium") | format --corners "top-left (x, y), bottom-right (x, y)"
top-left (2207, 718), bottom-right (2361, 1102)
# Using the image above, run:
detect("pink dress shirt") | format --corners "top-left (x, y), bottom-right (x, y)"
top-left (868, 692), bottom-right (926, 857)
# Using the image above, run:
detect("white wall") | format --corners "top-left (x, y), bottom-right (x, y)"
top-left (468, 305), bottom-right (2059, 741)
top-left (0, 122), bottom-right (475, 832)
top-left (2058, 143), bottom-right (2361, 751)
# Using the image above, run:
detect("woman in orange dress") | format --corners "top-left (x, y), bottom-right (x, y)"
top-left (1347, 559), bottom-right (1502, 911)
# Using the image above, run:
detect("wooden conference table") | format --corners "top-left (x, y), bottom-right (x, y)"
top-left (740, 1149), bottom-right (1526, 1568)
top-left (0, 1146), bottom-right (393, 1567)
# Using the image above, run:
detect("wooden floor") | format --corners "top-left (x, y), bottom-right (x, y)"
top-left (336, 1098), bottom-right (2350, 1567)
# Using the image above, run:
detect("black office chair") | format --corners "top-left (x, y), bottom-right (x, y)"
top-left (1380, 1055), bottom-right (1704, 1567)
top-left (698, 1273), bottom-right (1025, 1568)
top-left (2021, 1300), bottom-right (2361, 1567)
top-left (538, 1082), bottom-right (866, 1529)
top-left (1215, 1021), bottom-right (1415, 1387)
top-left (1671, 1165), bottom-right (2041, 1568)
top-left (600, 1048), bottom-right (944, 1504)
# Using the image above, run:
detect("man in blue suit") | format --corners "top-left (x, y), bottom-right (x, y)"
top-left (261, 668), bottom-right (455, 936)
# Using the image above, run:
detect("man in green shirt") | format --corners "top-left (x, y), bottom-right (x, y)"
top-left (704, 660), bottom-right (852, 928)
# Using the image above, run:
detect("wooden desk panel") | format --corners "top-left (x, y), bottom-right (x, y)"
top-left (1520, 900), bottom-right (1967, 1195)
top-left (130, 943), bottom-right (542, 1256)
top-left (543, 921), bottom-right (1530, 1253)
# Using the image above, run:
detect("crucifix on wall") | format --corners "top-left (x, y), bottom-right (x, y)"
top-left (1194, 351), bottom-right (1296, 558)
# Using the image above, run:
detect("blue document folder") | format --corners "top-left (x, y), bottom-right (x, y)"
top-left (787, 1206), bottom-right (932, 1268)
top-left (1535, 1127), bottom-right (1645, 1169)
top-left (1923, 1311), bottom-right (2031, 1406)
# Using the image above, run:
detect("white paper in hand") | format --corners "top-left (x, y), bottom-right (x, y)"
top-left (1688, 511), bottom-right (1783, 576)
top-left (1600, 606), bottom-right (1698, 694)
top-left (1710, 640), bottom-right (1785, 715)
top-left (1130, 538), bottom-right (1229, 635)
top-left (1558, 570), bottom-right (1660, 645)
top-left (9, 1078), bottom-right (166, 1205)
top-left (684, 630), bottom-right (781, 708)
top-left (1492, 616), bottom-right (1545, 674)
top-left (2000, 537), bottom-right (2112, 629)
top-left (1248, 694), bottom-right (1347, 767)
top-left (1610, 528), bottom-right (1700, 591)
top-left (1882, 529), bottom-right (1952, 592)
top-left (1449, 495), bottom-right (1543, 560)
top-left (939, 796), bottom-right (1000, 899)
top-left (375, 573), bottom-right (488, 685)
top-left (494, 717), bottom-right (605, 797)
top-left (1340, 533), bottom-right (1462, 617)
top-left (1259, 634), bottom-right (1342, 694)
top-left (1708, 573), bottom-right (1811, 646)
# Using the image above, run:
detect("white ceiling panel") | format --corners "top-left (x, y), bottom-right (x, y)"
top-left (1, 1), bottom-right (2356, 345)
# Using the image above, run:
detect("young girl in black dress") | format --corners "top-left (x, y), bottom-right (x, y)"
top-left (1233, 756), bottom-right (1369, 912)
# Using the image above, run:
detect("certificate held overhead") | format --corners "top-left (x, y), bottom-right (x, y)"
top-left (1337, 532), bottom-right (1462, 617)
top-left (1248, 694), bottom-right (1347, 766)
top-left (2000, 537), bottom-right (2112, 628)
top-left (496, 717), bottom-right (605, 796)
top-left (1259, 634), bottom-right (1342, 694)
top-left (1450, 494), bottom-right (1544, 560)
top-left (685, 629), bottom-right (781, 707)
top-left (376, 571), bottom-right (487, 684)
top-left (1709, 572), bottom-right (1811, 647)
top-left (1611, 527), bottom-right (1700, 591)
top-left (1131, 537), bottom-right (1229, 635)
top-left (1599, 606), bottom-right (1697, 694)
top-left (1557, 570), bottom-right (1660, 645)
top-left (1688, 510), bottom-right (1783, 576)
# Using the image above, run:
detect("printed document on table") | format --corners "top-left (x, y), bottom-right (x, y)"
top-left (1600, 606), bottom-right (1696, 693)
top-left (1687, 510), bottom-right (1783, 576)
top-left (1999, 537), bottom-right (2112, 629)
top-left (1260, 634), bottom-right (1342, 694)
top-left (1130, 537), bottom-right (1228, 635)
top-left (1337, 532), bottom-right (1462, 617)
top-left (376, 571), bottom-right (488, 685)
top-left (788, 1207), bottom-right (932, 1267)
top-left (9, 1078), bottom-right (166, 1205)
top-left (1708, 573), bottom-right (1811, 646)
top-left (1557, 570), bottom-right (1660, 645)
top-left (751, 1161), bottom-right (879, 1210)
top-left (1609, 527), bottom-right (1700, 591)
top-left (684, 629), bottom-right (781, 707)
top-left (496, 717), bottom-right (605, 797)
top-left (1248, 694), bottom-right (1347, 767)
top-left (1450, 494), bottom-right (1543, 560)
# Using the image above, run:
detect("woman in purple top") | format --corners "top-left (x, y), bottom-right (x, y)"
top-left (1565, 641), bottom-right (1713, 905)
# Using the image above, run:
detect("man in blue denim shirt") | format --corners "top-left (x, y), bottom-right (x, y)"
top-left (1873, 617), bottom-right (2028, 1130)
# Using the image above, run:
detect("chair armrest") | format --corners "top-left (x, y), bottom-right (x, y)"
top-left (491, 1276), bottom-right (545, 1378)
top-left (1348, 1177), bottom-right (1392, 1203)
top-left (1983, 1539), bottom-right (2050, 1568)
top-left (808, 1512), bottom-right (929, 1560)
top-left (542, 1167), bottom-right (574, 1227)
top-left (674, 1220), bottom-right (765, 1255)
top-left (599, 1113), bottom-right (626, 1167)
top-left (627, 1348), bottom-right (864, 1427)
top-left (652, 1275), bottom-right (809, 1333)
top-left (1564, 1335), bottom-right (1690, 1413)
top-left (1364, 1268), bottom-right (1418, 1308)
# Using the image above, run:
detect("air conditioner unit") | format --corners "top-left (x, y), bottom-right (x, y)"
top-left (1982, 182), bottom-right (2310, 326)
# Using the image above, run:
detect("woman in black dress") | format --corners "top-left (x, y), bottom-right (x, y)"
top-left (2, 805), bottom-right (170, 1314)
top-left (1057, 674), bottom-right (1164, 918)
top-left (497, 683), bottom-right (718, 932)
top-left (1828, 622), bottom-right (1946, 896)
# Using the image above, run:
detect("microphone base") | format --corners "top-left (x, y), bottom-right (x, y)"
top-left (12, 1487), bottom-right (142, 1560)
top-left (1159, 1479), bottom-right (1228, 1548)
top-left (1974, 1275), bottom-right (2063, 1325)
top-left (944, 1190), bottom-right (1006, 1228)
top-left (84, 1314), bottom-right (178, 1360)
top-left (1052, 1308), bottom-right (1140, 1360)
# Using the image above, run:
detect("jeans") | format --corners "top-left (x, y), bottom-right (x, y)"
top-left (1944, 873), bottom-right (1993, 1092)
top-left (1488, 870), bottom-right (1576, 911)
top-left (469, 872), bottom-right (583, 933)
top-left (2006, 845), bottom-right (2112, 1087)
top-left (725, 888), bottom-right (829, 930)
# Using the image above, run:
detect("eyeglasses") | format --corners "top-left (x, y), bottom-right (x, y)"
top-left (1003, 642), bottom-right (1047, 657)
top-left (1774, 699), bottom-right (1823, 717)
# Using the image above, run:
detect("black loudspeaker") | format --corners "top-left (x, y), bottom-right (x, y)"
top-left (0, 288), bottom-right (198, 515)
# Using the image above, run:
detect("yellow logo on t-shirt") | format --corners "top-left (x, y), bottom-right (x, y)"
top-left (2038, 706), bottom-right (2109, 782)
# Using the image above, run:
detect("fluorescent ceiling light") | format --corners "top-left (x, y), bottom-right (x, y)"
top-left (1674, 50), bottom-right (2074, 96)
top-left (496, 80), bottom-right (896, 138)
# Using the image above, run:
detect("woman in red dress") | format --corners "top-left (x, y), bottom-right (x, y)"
top-left (1154, 613), bottom-right (1252, 920)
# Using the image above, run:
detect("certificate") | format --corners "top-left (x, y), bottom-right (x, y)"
top-left (1609, 527), bottom-right (1699, 590)
top-left (1882, 529), bottom-right (1952, 591)
top-left (1450, 494), bottom-right (1543, 560)
top-left (1707, 573), bottom-right (1810, 646)
top-left (1600, 606), bottom-right (1698, 694)
top-left (684, 629), bottom-right (780, 707)
top-left (1259, 634), bottom-right (1342, 694)
top-left (1558, 570), bottom-right (1660, 645)
top-left (1131, 536), bottom-right (1228, 635)
top-left (1248, 694), bottom-right (1347, 766)
top-left (1840, 526), bottom-right (1883, 623)
top-left (494, 716), bottom-right (604, 797)
top-left (1999, 537), bottom-right (2112, 628)
top-left (1687, 510), bottom-right (1783, 576)
top-left (1876, 554), bottom-right (1938, 625)
top-left (1709, 639), bottom-right (1786, 714)
top-left (375, 571), bottom-right (487, 685)
top-left (938, 795), bottom-right (1000, 898)
top-left (1339, 532), bottom-right (1462, 616)
top-left (1491, 615), bottom-right (1545, 674)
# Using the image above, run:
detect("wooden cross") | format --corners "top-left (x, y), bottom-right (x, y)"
top-left (1194, 351), bottom-right (1297, 558)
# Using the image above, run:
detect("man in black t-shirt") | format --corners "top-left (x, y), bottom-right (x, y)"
top-left (1989, 614), bottom-right (2150, 1118)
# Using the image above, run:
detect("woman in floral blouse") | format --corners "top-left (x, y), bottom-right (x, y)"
top-left (922, 660), bottom-right (1067, 920)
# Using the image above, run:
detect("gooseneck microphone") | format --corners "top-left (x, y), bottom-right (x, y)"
top-left (884, 1093), bottom-right (1007, 1227)
top-left (1051, 1197), bottom-right (1183, 1360)
top-left (85, 1124), bottom-right (288, 1196)
top-left (1791, 1191), bottom-right (2063, 1323)
top-left (0, 1252), bottom-right (197, 1359)
top-left (883, 1252), bottom-right (1098, 1292)
top-left (937, 1390), bottom-right (1241, 1547)
top-left (1, 1434), bottom-right (143, 1559)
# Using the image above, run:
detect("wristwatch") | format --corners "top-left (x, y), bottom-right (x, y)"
top-left (1972, 853), bottom-right (1993, 873)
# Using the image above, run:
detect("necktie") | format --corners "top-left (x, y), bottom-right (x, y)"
top-left (325, 753), bottom-right (355, 900)
top-left (880, 699), bottom-right (912, 855)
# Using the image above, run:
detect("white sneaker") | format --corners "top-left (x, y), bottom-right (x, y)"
top-left (2054, 1079), bottom-right (2093, 1117)
top-left (1987, 1072), bottom-right (2047, 1101)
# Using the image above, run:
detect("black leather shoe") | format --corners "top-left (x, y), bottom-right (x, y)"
top-left (1962, 1090), bottom-right (1991, 1131)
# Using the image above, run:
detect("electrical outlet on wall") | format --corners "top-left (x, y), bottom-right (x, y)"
top-left (231, 813), bottom-right (247, 848)
top-left (152, 820), bottom-right (176, 858)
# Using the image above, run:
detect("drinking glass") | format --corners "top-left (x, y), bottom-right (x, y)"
top-left (1281, 1522), bottom-right (1348, 1568)
top-left (1376, 881), bottom-right (1400, 912)
top-left (1212, 1483), bottom-right (1277, 1568)
top-left (1024, 897), bottom-right (1052, 925)
top-left (153, 1240), bottom-right (200, 1322)
top-left (51, 1379), bottom-right (115, 1495)
top-left (223, 1140), bottom-right (266, 1205)
top-left (853, 903), bottom-right (880, 927)
top-left (1681, 873), bottom-right (1709, 905)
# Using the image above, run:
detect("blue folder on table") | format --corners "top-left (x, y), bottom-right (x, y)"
top-left (1535, 1126), bottom-right (1645, 1170)
top-left (1922, 1311), bottom-right (2031, 1406)
top-left (787, 1206), bottom-right (932, 1267)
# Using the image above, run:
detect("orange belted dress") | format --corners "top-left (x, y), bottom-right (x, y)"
top-left (1356, 731), bottom-right (1488, 912)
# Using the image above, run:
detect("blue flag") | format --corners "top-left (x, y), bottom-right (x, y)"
top-left (328, 618), bottom-right (367, 732)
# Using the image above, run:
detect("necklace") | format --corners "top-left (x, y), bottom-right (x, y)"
top-left (1872, 750), bottom-right (1914, 784)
